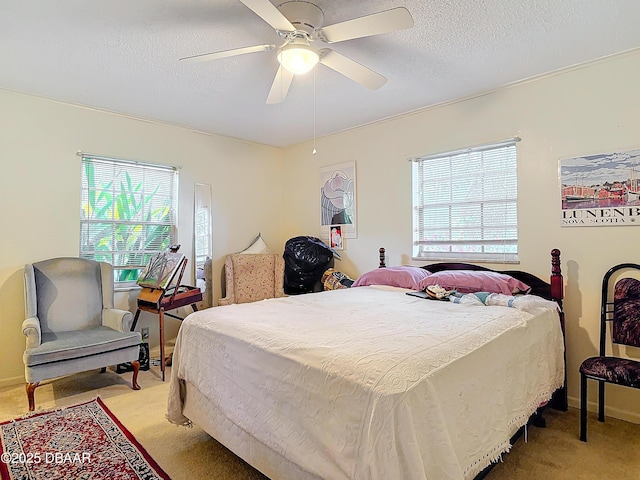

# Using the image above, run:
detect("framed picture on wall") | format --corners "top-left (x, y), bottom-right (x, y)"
top-left (560, 147), bottom-right (640, 227)
top-left (330, 225), bottom-right (343, 250)
top-left (320, 161), bottom-right (356, 244)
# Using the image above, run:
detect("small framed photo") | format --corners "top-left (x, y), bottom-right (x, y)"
top-left (330, 225), bottom-right (343, 250)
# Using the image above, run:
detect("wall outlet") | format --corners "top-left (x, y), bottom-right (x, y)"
top-left (141, 327), bottom-right (149, 340)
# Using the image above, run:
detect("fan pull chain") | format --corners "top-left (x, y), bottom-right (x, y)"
top-left (312, 67), bottom-right (317, 155)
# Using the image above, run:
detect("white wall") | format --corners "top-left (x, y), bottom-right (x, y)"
top-left (280, 49), bottom-right (640, 423)
top-left (0, 89), bottom-right (283, 386)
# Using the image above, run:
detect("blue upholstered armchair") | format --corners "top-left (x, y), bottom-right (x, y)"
top-left (22, 257), bottom-right (142, 411)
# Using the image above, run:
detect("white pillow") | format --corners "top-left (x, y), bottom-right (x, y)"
top-left (239, 234), bottom-right (270, 254)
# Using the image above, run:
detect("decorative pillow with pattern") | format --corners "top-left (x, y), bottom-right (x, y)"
top-left (322, 268), bottom-right (354, 290)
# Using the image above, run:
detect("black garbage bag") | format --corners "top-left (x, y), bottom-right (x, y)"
top-left (284, 236), bottom-right (336, 294)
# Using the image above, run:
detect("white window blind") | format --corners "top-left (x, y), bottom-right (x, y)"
top-left (411, 140), bottom-right (518, 263)
top-left (80, 154), bottom-right (179, 284)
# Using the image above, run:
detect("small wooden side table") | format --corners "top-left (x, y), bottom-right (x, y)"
top-left (131, 285), bottom-right (202, 381)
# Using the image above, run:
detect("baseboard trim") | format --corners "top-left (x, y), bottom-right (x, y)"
top-left (0, 375), bottom-right (24, 388)
top-left (568, 395), bottom-right (640, 424)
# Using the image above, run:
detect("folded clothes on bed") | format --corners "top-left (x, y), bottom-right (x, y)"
top-left (450, 291), bottom-right (559, 314)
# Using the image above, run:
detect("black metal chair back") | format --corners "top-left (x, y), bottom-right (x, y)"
top-left (579, 263), bottom-right (640, 441)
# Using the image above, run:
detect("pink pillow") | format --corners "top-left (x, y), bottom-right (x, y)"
top-left (418, 270), bottom-right (531, 295)
top-left (353, 266), bottom-right (431, 290)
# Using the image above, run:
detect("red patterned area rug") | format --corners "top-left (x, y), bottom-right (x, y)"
top-left (0, 397), bottom-right (170, 480)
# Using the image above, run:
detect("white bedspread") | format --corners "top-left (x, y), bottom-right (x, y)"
top-left (167, 286), bottom-right (564, 480)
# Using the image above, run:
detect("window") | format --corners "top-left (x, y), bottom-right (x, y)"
top-left (80, 154), bottom-right (179, 284)
top-left (411, 139), bottom-right (518, 263)
top-left (194, 206), bottom-right (210, 269)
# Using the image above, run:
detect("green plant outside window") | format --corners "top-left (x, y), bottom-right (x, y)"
top-left (80, 155), bottom-right (178, 284)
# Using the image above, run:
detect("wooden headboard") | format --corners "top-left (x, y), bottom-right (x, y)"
top-left (377, 247), bottom-right (563, 304)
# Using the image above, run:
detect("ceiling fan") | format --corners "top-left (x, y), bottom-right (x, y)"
top-left (180, 0), bottom-right (414, 104)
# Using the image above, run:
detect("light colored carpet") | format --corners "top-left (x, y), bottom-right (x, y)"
top-left (1, 367), bottom-right (638, 480)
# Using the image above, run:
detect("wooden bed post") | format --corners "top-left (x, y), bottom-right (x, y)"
top-left (379, 247), bottom-right (386, 268)
top-left (549, 248), bottom-right (568, 412)
top-left (550, 249), bottom-right (563, 307)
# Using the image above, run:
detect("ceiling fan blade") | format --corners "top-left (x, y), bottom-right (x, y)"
top-left (266, 65), bottom-right (295, 104)
top-left (180, 44), bottom-right (274, 63)
top-left (319, 49), bottom-right (387, 90)
top-left (239, 0), bottom-right (295, 32)
top-left (316, 7), bottom-right (414, 43)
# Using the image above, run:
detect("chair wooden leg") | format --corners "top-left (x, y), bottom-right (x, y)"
top-left (159, 308), bottom-right (166, 382)
top-left (26, 382), bottom-right (40, 412)
top-left (598, 380), bottom-right (605, 422)
top-left (130, 360), bottom-right (141, 390)
top-left (580, 373), bottom-right (587, 442)
top-left (100, 367), bottom-right (107, 373)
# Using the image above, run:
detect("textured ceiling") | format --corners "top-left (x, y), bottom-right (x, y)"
top-left (2, 1), bottom-right (640, 147)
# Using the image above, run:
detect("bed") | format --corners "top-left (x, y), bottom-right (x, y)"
top-left (167, 249), bottom-right (566, 480)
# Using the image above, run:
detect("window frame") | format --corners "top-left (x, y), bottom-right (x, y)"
top-left (79, 154), bottom-right (179, 286)
top-left (411, 139), bottom-right (519, 263)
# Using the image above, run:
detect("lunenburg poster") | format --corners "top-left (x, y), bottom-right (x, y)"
top-left (560, 147), bottom-right (640, 227)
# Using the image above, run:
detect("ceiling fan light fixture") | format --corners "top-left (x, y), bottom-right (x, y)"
top-left (277, 43), bottom-right (319, 75)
